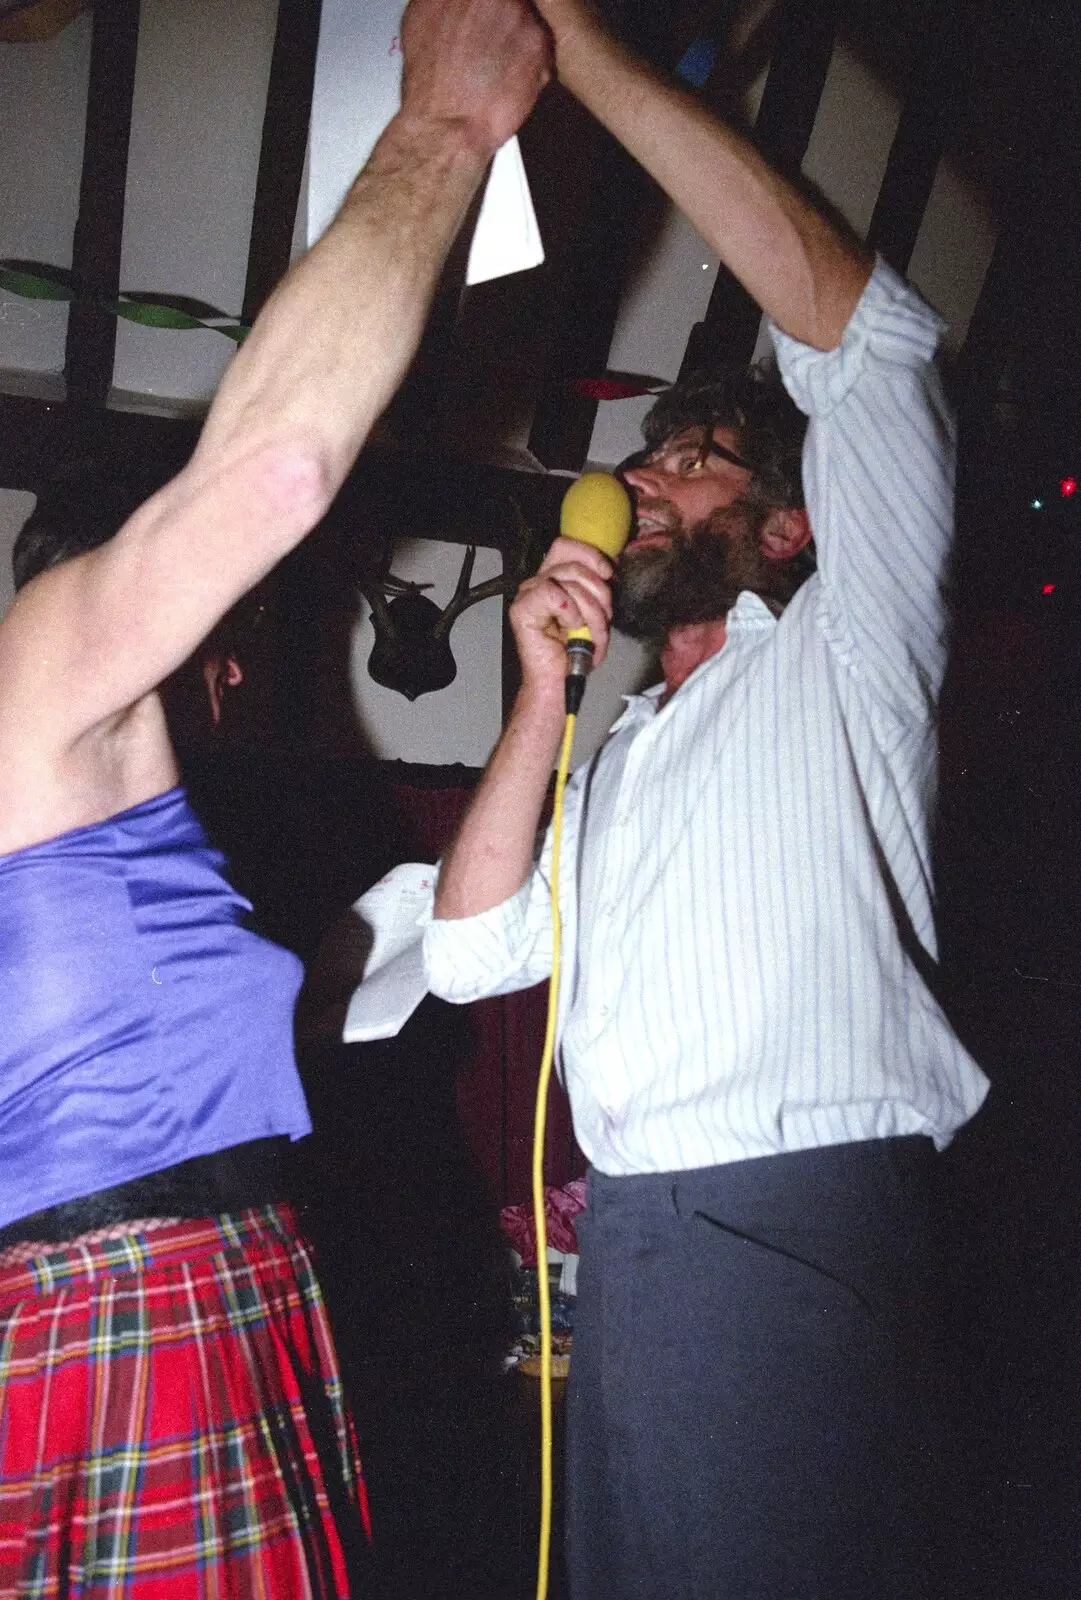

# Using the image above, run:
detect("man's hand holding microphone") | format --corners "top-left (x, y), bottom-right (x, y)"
top-left (511, 474), bottom-right (632, 717)
top-left (433, 474), bottom-right (631, 921)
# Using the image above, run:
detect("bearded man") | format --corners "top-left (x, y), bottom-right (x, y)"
top-left (424, 3), bottom-right (988, 1595)
top-left (611, 368), bottom-right (814, 649)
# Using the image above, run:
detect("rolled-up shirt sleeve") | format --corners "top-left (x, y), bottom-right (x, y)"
top-left (423, 838), bottom-right (558, 1005)
top-left (770, 258), bottom-right (954, 720)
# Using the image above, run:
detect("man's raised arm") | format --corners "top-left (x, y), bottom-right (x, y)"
top-left (533, 0), bottom-right (871, 350)
top-left (0, 0), bottom-right (550, 745)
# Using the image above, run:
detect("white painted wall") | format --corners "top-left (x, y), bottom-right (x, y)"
top-left (111, 0), bottom-right (277, 409)
top-left (0, 489), bottom-right (36, 619)
top-left (0, 498), bottom-right (630, 766)
top-left (0, 12), bottom-right (91, 389)
top-left (306, 0), bottom-right (404, 248)
top-left (0, 493), bottom-right (505, 760)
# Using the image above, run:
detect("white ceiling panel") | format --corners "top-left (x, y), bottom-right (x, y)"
top-left (908, 161), bottom-right (997, 353)
top-left (801, 40), bottom-right (902, 240)
top-left (588, 205), bottom-right (721, 468)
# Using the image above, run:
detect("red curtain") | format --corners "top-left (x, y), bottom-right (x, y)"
top-left (387, 768), bottom-right (585, 1206)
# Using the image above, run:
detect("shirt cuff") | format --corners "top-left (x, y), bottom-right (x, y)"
top-left (769, 257), bottom-right (947, 417)
top-left (423, 879), bottom-right (537, 1002)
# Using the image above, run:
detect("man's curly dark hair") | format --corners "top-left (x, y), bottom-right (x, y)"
top-left (640, 364), bottom-right (808, 511)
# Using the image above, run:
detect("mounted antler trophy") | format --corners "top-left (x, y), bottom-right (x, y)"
top-left (353, 499), bottom-right (535, 702)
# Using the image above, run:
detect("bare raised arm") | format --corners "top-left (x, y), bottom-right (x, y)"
top-left (0, 0), bottom-right (550, 754)
top-left (532, 0), bottom-right (871, 350)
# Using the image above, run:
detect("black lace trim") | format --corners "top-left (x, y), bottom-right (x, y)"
top-left (0, 1137), bottom-right (290, 1247)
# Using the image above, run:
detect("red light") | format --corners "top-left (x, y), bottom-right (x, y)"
top-left (1061, 477), bottom-right (1077, 498)
top-left (1043, 583), bottom-right (1056, 595)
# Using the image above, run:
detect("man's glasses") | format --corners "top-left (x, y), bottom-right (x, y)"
top-left (619, 428), bottom-right (753, 481)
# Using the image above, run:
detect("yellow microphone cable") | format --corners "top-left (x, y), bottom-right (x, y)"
top-left (530, 702), bottom-right (578, 1600)
top-left (530, 473), bottom-right (632, 1600)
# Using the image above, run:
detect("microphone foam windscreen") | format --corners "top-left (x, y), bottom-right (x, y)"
top-left (560, 473), bottom-right (633, 560)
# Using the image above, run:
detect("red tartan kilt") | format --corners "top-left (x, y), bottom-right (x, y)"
top-left (0, 1205), bottom-right (372, 1598)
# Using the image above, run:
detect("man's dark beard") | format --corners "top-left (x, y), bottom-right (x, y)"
top-left (611, 502), bottom-right (778, 645)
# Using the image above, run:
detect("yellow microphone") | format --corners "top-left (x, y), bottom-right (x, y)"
top-left (558, 472), bottom-right (633, 712)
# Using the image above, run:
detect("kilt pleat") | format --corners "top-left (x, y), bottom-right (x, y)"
top-left (0, 1204), bottom-right (372, 1598)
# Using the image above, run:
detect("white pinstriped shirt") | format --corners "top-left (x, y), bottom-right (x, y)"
top-left (424, 260), bottom-right (990, 1176)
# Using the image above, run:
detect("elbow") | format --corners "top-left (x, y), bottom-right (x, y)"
top-left (254, 443), bottom-right (337, 544)
top-left (814, 251), bottom-right (875, 351)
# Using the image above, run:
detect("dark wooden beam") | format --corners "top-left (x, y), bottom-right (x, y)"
top-left (0, 393), bottom-right (565, 554)
top-left (753, 0), bottom-right (840, 179)
top-left (0, 394), bottom-right (199, 497)
top-left (865, 1), bottom-right (967, 274)
top-left (241, 0), bottom-right (323, 325)
top-left (680, 0), bottom-right (839, 377)
top-left (334, 450), bottom-right (565, 554)
top-left (526, 2), bottom-right (693, 472)
top-left (0, 395), bottom-right (69, 494)
top-left (957, 233), bottom-right (1024, 417)
top-left (954, 0), bottom-right (1068, 436)
top-left (63, 0), bottom-right (141, 406)
top-left (524, 137), bottom-right (657, 471)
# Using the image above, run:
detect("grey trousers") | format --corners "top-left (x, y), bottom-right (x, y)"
top-left (565, 1137), bottom-right (945, 1600)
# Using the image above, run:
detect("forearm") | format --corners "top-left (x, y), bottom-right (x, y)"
top-left (192, 114), bottom-right (489, 501)
top-left (547, 14), bottom-right (871, 349)
top-left (434, 683), bottom-right (566, 919)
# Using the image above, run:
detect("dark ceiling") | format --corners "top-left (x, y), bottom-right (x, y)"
top-left (2, 0), bottom-right (1078, 581)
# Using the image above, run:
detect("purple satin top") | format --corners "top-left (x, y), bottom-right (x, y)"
top-left (0, 787), bottom-right (311, 1230)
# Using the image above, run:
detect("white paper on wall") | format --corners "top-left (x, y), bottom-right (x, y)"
top-left (307, 0), bottom-right (542, 284)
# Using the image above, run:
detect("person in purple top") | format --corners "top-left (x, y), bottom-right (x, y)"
top-left (0, 3), bottom-right (550, 1595)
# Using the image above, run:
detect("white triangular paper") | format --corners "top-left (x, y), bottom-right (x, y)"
top-left (307, 0), bottom-right (543, 284)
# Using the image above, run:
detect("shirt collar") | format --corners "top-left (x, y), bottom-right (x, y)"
top-left (727, 589), bottom-right (782, 630)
